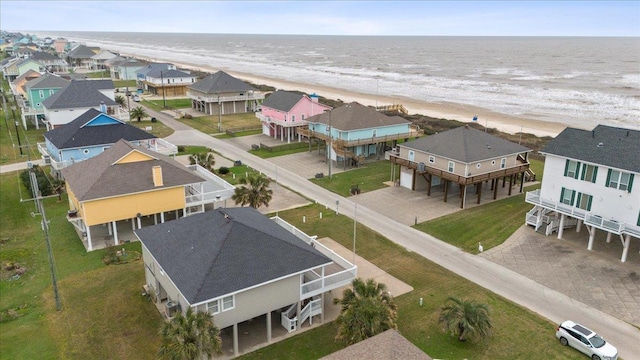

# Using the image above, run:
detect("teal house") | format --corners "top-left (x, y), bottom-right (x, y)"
top-left (24, 73), bottom-right (70, 111)
top-left (301, 102), bottom-right (422, 167)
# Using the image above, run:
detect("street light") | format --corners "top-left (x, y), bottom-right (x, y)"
top-left (217, 93), bottom-right (222, 132)
top-left (325, 110), bottom-right (332, 179)
top-left (160, 71), bottom-right (167, 109)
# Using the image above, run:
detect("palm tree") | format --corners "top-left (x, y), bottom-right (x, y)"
top-left (158, 307), bottom-right (221, 360)
top-left (231, 172), bottom-right (273, 209)
top-left (333, 278), bottom-right (397, 345)
top-left (115, 95), bottom-right (125, 108)
top-left (439, 296), bottom-right (492, 343)
top-left (189, 152), bottom-right (215, 173)
top-left (130, 106), bottom-right (148, 122)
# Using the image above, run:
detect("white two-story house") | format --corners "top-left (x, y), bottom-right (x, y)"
top-left (525, 125), bottom-right (639, 262)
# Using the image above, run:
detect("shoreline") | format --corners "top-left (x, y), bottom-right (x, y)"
top-left (121, 52), bottom-right (566, 138)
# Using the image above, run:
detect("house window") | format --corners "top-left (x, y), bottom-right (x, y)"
top-left (563, 159), bottom-right (580, 179)
top-left (222, 295), bottom-right (234, 311)
top-left (428, 155), bottom-right (435, 164)
top-left (82, 149), bottom-right (89, 155)
top-left (575, 192), bottom-right (593, 211)
top-left (476, 163), bottom-right (481, 169)
top-left (606, 169), bottom-right (634, 192)
top-left (560, 187), bottom-right (575, 206)
top-left (491, 160), bottom-right (496, 166)
top-left (49, 89), bottom-right (55, 95)
top-left (500, 158), bottom-right (506, 169)
top-left (284, 115), bottom-right (287, 122)
top-left (580, 164), bottom-right (598, 183)
top-left (448, 161), bottom-right (455, 172)
top-left (39, 90), bottom-right (44, 98)
top-left (301, 114), bottom-right (305, 120)
top-left (291, 115), bottom-right (295, 122)
top-left (372, 129), bottom-right (377, 138)
top-left (207, 300), bottom-right (220, 314)
top-left (408, 150), bottom-right (415, 162)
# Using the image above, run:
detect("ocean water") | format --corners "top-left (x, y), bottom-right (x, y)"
top-left (46, 32), bottom-right (640, 131)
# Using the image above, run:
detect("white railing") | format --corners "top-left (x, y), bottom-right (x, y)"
top-left (526, 189), bottom-right (640, 236)
top-left (187, 91), bottom-right (265, 104)
top-left (255, 112), bottom-right (308, 128)
top-left (37, 142), bottom-right (85, 170)
top-left (301, 268), bottom-right (357, 298)
top-left (142, 138), bottom-right (177, 156)
top-left (184, 164), bottom-right (235, 206)
top-left (299, 298), bottom-right (322, 326)
top-left (281, 303), bottom-right (297, 333)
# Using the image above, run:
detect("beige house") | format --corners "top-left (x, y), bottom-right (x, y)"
top-left (391, 125), bottom-right (532, 208)
top-left (187, 71), bottom-right (264, 118)
top-left (135, 208), bottom-right (356, 357)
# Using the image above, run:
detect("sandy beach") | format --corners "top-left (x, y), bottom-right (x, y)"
top-left (124, 53), bottom-right (566, 138)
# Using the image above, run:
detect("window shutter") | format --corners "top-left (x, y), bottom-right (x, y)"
top-left (587, 195), bottom-right (593, 211)
top-left (628, 174), bottom-right (634, 192)
top-left (576, 193), bottom-right (582, 208)
top-left (574, 162), bottom-right (581, 179)
top-left (605, 169), bottom-right (612, 187)
top-left (580, 164), bottom-right (586, 180)
top-left (592, 166), bottom-right (598, 183)
top-left (570, 190), bottom-right (576, 205)
top-left (560, 187), bottom-right (565, 202)
top-left (564, 160), bottom-right (570, 177)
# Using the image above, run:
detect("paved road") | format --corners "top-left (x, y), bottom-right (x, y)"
top-left (165, 128), bottom-right (640, 358)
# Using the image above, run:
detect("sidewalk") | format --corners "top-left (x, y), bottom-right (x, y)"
top-left (0, 159), bottom-right (44, 174)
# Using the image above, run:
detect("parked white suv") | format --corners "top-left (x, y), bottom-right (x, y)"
top-left (556, 320), bottom-right (617, 360)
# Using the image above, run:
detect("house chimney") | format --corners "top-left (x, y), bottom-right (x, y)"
top-left (152, 165), bottom-right (163, 187)
top-left (310, 93), bottom-right (319, 103)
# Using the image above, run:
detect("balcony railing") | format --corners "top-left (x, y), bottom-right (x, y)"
top-left (391, 154), bottom-right (530, 185)
top-left (186, 91), bottom-right (265, 104)
top-left (184, 164), bottom-right (235, 206)
top-left (141, 138), bottom-right (178, 156)
top-left (526, 189), bottom-right (640, 236)
top-left (297, 126), bottom-right (423, 147)
top-left (256, 112), bottom-right (308, 128)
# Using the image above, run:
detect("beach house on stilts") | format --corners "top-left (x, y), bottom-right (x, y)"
top-left (135, 207), bottom-right (356, 357)
top-left (525, 125), bottom-right (639, 262)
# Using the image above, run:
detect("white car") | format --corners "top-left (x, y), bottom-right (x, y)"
top-left (132, 95), bottom-right (140, 102)
top-left (556, 320), bottom-right (617, 360)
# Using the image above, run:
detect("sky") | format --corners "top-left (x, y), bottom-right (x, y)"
top-left (1, 1), bottom-right (639, 37)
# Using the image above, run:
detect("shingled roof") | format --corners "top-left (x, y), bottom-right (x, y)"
top-left (402, 125), bottom-right (531, 163)
top-left (135, 207), bottom-right (332, 304)
top-left (145, 68), bottom-right (192, 79)
top-left (66, 45), bottom-right (97, 59)
top-left (30, 51), bottom-right (60, 61)
top-left (261, 90), bottom-right (304, 112)
top-left (307, 102), bottom-right (409, 131)
top-left (44, 108), bottom-right (156, 149)
top-left (24, 73), bottom-right (70, 90)
top-left (321, 329), bottom-right (432, 360)
top-left (42, 79), bottom-right (115, 109)
top-left (61, 139), bottom-right (204, 202)
top-left (541, 125), bottom-right (640, 173)
top-left (188, 71), bottom-right (256, 94)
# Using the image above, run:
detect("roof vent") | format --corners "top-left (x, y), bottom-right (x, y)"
top-left (597, 142), bottom-right (604, 147)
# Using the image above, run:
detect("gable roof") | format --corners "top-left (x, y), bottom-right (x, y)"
top-left (90, 50), bottom-right (117, 60)
top-left (320, 329), bottom-right (432, 360)
top-left (135, 207), bottom-right (332, 304)
top-left (541, 125), bottom-right (640, 173)
top-left (61, 139), bottom-right (204, 201)
top-left (13, 69), bottom-right (40, 84)
top-left (66, 45), bottom-right (97, 59)
top-left (308, 102), bottom-right (410, 131)
top-left (44, 108), bottom-right (156, 149)
top-left (15, 58), bottom-right (41, 68)
top-left (188, 71), bottom-right (256, 94)
top-left (115, 58), bottom-right (146, 68)
top-left (24, 73), bottom-right (70, 90)
top-left (261, 90), bottom-right (305, 112)
top-left (137, 63), bottom-right (173, 76)
top-left (402, 126), bottom-right (531, 163)
top-left (42, 79), bottom-right (115, 109)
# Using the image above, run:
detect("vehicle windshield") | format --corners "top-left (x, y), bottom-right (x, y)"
top-left (590, 335), bottom-right (606, 348)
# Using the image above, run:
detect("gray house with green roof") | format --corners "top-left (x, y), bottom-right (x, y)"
top-left (391, 125), bottom-right (532, 208)
top-left (187, 71), bottom-right (264, 119)
top-left (135, 207), bottom-right (356, 356)
top-left (525, 125), bottom-right (639, 262)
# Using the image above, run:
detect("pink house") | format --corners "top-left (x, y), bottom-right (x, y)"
top-left (257, 91), bottom-right (331, 143)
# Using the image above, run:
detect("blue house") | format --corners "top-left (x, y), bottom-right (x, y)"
top-left (301, 102), bottom-right (422, 167)
top-left (38, 108), bottom-right (177, 175)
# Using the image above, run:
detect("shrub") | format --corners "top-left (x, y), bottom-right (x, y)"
top-left (19, 165), bottom-right (53, 196)
top-left (177, 145), bottom-right (186, 153)
top-left (218, 167), bottom-right (230, 175)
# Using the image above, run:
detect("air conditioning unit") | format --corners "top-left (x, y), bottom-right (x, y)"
top-left (43, 155), bottom-right (51, 164)
top-left (165, 301), bottom-right (180, 317)
top-left (418, 162), bottom-right (426, 172)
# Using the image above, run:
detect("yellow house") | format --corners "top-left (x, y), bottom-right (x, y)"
top-left (62, 139), bottom-right (234, 251)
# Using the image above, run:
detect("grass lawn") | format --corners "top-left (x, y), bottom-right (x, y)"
top-left (215, 128), bottom-right (263, 139)
top-left (217, 164), bottom-right (262, 185)
top-left (84, 70), bottom-right (109, 78)
top-left (143, 98), bottom-right (192, 110)
top-left (310, 160), bottom-right (393, 197)
top-left (248, 142), bottom-right (310, 158)
top-left (240, 204), bottom-right (582, 359)
top-left (127, 119), bottom-right (174, 138)
top-left (177, 113), bottom-right (261, 135)
top-left (0, 109), bottom-right (46, 165)
top-left (114, 80), bottom-right (137, 88)
top-left (0, 172), bottom-right (163, 359)
top-left (176, 145), bottom-right (211, 156)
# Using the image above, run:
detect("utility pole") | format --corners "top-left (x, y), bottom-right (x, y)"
top-left (217, 93), bottom-right (222, 132)
top-left (328, 110), bottom-right (332, 179)
top-left (11, 107), bottom-right (23, 155)
top-left (28, 163), bottom-right (61, 311)
top-left (160, 71), bottom-right (166, 108)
